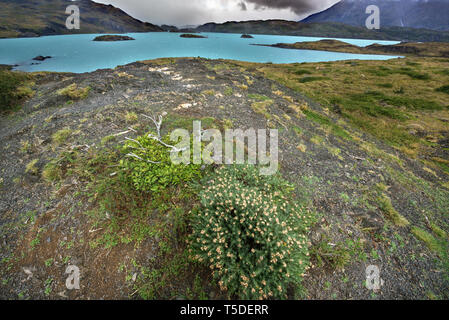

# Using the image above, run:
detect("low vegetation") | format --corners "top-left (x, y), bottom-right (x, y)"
top-left (376, 194), bottom-right (409, 227)
top-left (1, 55), bottom-right (448, 300)
top-left (234, 56), bottom-right (449, 170)
top-left (57, 83), bottom-right (90, 100)
top-left (51, 129), bottom-right (72, 146)
top-left (121, 133), bottom-right (202, 193)
top-left (0, 68), bottom-right (34, 111)
top-left (189, 165), bottom-right (314, 299)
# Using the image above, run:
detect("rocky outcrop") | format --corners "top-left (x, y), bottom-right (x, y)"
top-left (32, 55), bottom-right (52, 61)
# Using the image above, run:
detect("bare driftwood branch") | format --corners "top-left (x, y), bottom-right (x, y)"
top-left (122, 112), bottom-right (188, 166)
top-left (141, 112), bottom-right (187, 153)
top-left (125, 152), bottom-right (161, 164)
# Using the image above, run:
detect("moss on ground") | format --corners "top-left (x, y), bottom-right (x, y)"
top-left (57, 83), bottom-right (90, 100)
top-left (251, 100), bottom-right (273, 120)
top-left (51, 129), bottom-right (72, 146)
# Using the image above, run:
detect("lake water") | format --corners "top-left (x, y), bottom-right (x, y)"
top-left (0, 32), bottom-right (401, 73)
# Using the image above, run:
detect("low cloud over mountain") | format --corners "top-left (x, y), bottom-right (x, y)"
top-left (302, 0), bottom-right (449, 31)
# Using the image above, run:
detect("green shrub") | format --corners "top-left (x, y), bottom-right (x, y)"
top-left (436, 85), bottom-right (449, 95)
top-left (377, 83), bottom-right (393, 88)
top-left (294, 69), bottom-right (312, 76)
top-left (121, 133), bottom-right (202, 193)
top-left (189, 165), bottom-right (314, 299)
top-left (0, 69), bottom-right (32, 111)
top-left (397, 67), bottom-right (430, 80)
top-left (299, 76), bottom-right (328, 83)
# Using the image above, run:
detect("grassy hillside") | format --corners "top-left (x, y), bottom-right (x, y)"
top-left (0, 0), bottom-right (162, 38)
top-left (233, 56), bottom-right (449, 174)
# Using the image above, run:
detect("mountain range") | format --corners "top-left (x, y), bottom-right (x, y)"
top-left (302, 0), bottom-right (449, 31)
top-left (195, 20), bottom-right (449, 42)
top-left (0, 0), bottom-right (162, 38)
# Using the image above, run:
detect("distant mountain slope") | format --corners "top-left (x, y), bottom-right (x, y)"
top-left (196, 20), bottom-right (449, 42)
top-left (0, 0), bottom-right (162, 38)
top-left (302, 0), bottom-right (449, 31)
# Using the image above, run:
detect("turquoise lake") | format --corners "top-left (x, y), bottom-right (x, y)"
top-left (0, 32), bottom-right (401, 73)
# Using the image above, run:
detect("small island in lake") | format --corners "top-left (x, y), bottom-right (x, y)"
top-left (241, 34), bottom-right (253, 38)
top-left (93, 35), bottom-right (135, 41)
top-left (180, 33), bottom-right (207, 38)
top-left (32, 55), bottom-right (52, 61)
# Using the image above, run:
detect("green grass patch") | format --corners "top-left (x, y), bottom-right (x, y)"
top-left (411, 227), bottom-right (442, 253)
top-left (349, 90), bottom-right (443, 113)
top-left (57, 83), bottom-right (90, 100)
top-left (397, 67), bottom-right (430, 80)
top-left (431, 223), bottom-right (447, 238)
top-left (298, 76), bottom-right (328, 83)
top-left (311, 237), bottom-right (366, 270)
top-left (377, 83), bottom-right (394, 88)
top-left (294, 69), bottom-right (312, 76)
top-left (377, 194), bottom-right (409, 227)
top-left (0, 69), bottom-right (33, 112)
top-left (25, 159), bottom-right (39, 175)
top-left (224, 87), bottom-right (233, 96)
top-left (251, 100), bottom-right (273, 120)
top-left (52, 129), bottom-right (72, 146)
top-left (367, 67), bottom-right (430, 80)
top-left (42, 161), bottom-right (62, 182)
top-left (437, 69), bottom-right (449, 76)
top-left (248, 93), bottom-right (271, 101)
top-left (303, 109), bottom-right (352, 140)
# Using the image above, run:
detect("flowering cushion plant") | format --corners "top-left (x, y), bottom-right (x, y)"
top-left (189, 164), bottom-right (314, 299)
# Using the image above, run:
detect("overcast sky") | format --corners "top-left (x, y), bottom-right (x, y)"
top-left (95, 0), bottom-right (340, 27)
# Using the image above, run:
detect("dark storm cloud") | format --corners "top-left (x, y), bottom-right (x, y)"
top-left (245, 0), bottom-right (332, 15)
